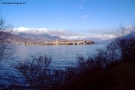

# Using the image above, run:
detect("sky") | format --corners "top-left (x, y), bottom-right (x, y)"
top-left (0, 0), bottom-right (135, 40)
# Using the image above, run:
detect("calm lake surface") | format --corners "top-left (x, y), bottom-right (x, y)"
top-left (0, 43), bottom-right (108, 87)
top-left (14, 43), bottom-right (107, 68)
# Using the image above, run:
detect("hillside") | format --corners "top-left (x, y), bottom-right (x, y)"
top-left (18, 32), bottom-right (62, 41)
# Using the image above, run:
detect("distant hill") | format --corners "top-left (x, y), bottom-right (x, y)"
top-left (18, 32), bottom-right (63, 42)
top-left (1, 32), bottom-right (64, 44)
top-left (8, 32), bottom-right (101, 43)
top-left (2, 32), bottom-right (99, 44)
top-left (7, 33), bottom-right (32, 43)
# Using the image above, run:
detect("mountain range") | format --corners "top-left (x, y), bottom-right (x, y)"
top-left (6, 31), bottom-right (135, 43)
top-left (18, 32), bottom-right (63, 42)
top-left (7, 32), bottom-right (65, 43)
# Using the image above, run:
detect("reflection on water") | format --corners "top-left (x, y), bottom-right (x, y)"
top-left (14, 44), bottom-right (107, 68)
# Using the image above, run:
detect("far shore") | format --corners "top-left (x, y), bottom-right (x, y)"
top-left (5, 40), bottom-right (97, 46)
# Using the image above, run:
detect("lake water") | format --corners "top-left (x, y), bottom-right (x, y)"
top-left (14, 43), bottom-right (107, 68)
top-left (0, 43), bottom-right (108, 88)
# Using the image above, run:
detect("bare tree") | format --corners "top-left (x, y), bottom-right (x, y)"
top-left (108, 24), bottom-right (135, 62)
top-left (0, 16), bottom-right (17, 89)
top-left (0, 17), bottom-right (14, 60)
top-left (15, 53), bottom-right (53, 89)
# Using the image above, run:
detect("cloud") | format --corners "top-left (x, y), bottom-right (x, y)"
top-left (88, 25), bottom-right (135, 40)
top-left (88, 29), bottom-right (116, 40)
top-left (79, 12), bottom-right (90, 18)
top-left (79, 5), bottom-right (83, 9)
top-left (13, 27), bottom-right (117, 41)
top-left (72, 0), bottom-right (85, 9)
top-left (13, 27), bottom-right (48, 34)
top-left (89, 30), bottom-right (115, 34)
top-left (83, 15), bottom-right (88, 18)
top-left (125, 25), bottom-right (135, 33)
top-left (13, 27), bottom-right (89, 40)
top-left (60, 36), bottom-right (87, 40)
top-left (72, 2), bottom-right (78, 7)
top-left (13, 27), bottom-right (78, 37)
top-left (13, 27), bottom-right (34, 32)
top-left (80, 15), bottom-right (88, 18)
top-left (114, 25), bottom-right (135, 36)
top-left (93, 35), bottom-right (115, 40)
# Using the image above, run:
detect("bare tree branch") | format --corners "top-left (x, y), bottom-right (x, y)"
top-left (0, 17), bottom-right (15, 60)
